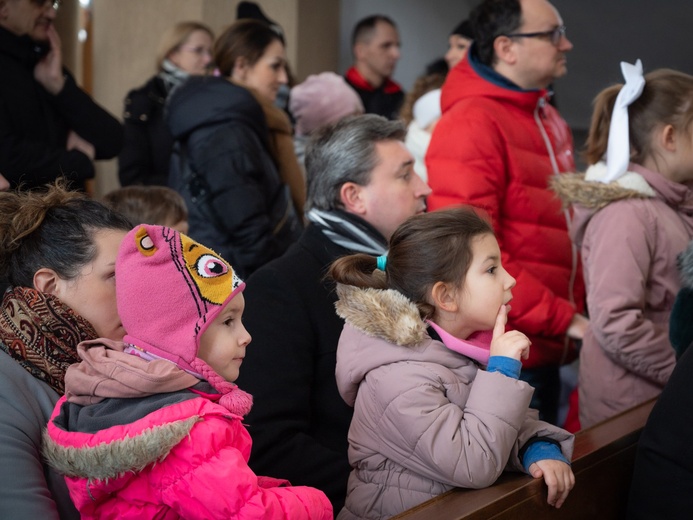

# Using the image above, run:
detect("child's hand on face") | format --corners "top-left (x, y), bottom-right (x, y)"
top-left (528, 459), bottom-right (575, 509)
top-left (489, 304), bottom-right (531, 361)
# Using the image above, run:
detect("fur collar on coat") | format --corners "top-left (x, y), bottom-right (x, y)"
top-left (334, 283), bottom-right (427, 348)
top-left (551, 161), bottom-right (655, 210)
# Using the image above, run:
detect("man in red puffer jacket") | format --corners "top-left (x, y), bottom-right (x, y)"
top-left (426, 0), bottom-right (587, 425)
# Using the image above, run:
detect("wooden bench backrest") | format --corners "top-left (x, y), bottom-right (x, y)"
top-left (393, 398), bottom-right (656, 520)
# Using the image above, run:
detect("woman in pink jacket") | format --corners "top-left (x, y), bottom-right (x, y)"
top-left (329, 207), bottom-right (574, 519)
top-left (553, 62), bottom-right (693, 428)
top-left (43, 224), bottom-right (332, 519)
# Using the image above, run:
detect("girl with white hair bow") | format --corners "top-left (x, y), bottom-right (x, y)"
top-left (553, 60), bottom-right (693, 429)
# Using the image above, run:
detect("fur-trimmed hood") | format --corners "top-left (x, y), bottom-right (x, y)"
top-left (553, 161), bottom-right (693, 247)
top-left (334, 284), bottom-right (476, 407)
top-left (43, 393), bottom-right (228, 485)
top-left (334, 284), bottom-right (427, 348)
top-left (551, 161), bottom-right (655, 210)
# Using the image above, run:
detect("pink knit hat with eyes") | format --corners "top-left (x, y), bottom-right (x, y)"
top-left (290, 72), bottom-right (365, 136)
top-left (116, 224), bottom-right (252, 416)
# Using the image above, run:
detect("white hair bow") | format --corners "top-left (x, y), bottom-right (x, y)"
top-left (603, 59), bottom-right (645, 183)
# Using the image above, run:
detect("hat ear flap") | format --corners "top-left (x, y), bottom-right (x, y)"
top-left (134, 226), bottom-right (158, 257)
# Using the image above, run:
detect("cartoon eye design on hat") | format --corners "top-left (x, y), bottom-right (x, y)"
top-left (134, 226), bottom-right (157, 257)
top-left (180, 233), bottom-right (236, 306)
top-left (196, 254), bottom-right (229, 278)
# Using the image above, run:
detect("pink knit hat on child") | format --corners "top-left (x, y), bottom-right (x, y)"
top-left (290, 72), bottom-right (365, 136)
top-left (116, 224), bottom-right (252, 416)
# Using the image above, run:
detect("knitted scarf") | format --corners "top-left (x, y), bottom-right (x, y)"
top-left (158, 59), bottom-right (190, 93)
top-left (0, 287), bottom-right (97, 394)
top-left (306, 208), bottom-right (388, 255)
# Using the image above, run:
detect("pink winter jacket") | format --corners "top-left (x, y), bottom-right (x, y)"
top-left (554, 163), bottom-right (693, 427)
top-left (43, 388), bottom-right (332, 519)
top-left (333, 285), bottom-right (574, 519)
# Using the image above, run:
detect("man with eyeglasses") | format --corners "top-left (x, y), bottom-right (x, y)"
top-left (0, 0), bottom-right (122, 191)
top-left (427, 0), bottom-right (588, 426)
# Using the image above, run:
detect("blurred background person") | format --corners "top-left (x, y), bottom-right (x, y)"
top-left (0, 0), bottom-right (122, 191)
top-left (445, 19), bottom-right (473, 70)
top-left (399, 65), bottom-right (445, 182)
top-left (220, 19), bottom-right (305, 220)
top-left (167, 19), bottom-right (301, 278)
top-left (103, 185), bottom-right (188, 233)
top-left (345, 15), bottom-right (403, 120)
top-left (118, 21), bottom-right (213, 187)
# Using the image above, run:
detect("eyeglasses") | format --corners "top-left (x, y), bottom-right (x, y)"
top-left (180, 45), bottom-right (213, 57)
top-left (31, 0), bottom-right (62, 10)
top-left (504, 25), bottom-right (567, 46)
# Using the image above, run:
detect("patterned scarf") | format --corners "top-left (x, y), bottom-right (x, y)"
top-left (306, 208), bottom-right (388, 255)
top-left (0, 287), bottom-right (98, 394)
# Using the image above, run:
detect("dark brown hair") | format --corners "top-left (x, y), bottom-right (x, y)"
top-left (0, 181), bottom-right (133, 288)
top-left (102, 186), bottom-right (188, 227)
top-left (214, 19), bottom-right (283, 77)
top-left (329, 206), bottom-right (494, 319)
top-left (585, 68), bottom-right (693, 166)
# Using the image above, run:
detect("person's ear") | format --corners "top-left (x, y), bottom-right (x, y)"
top-left (33, 268), bottom-right (62, 296)
top-left (430, 281), bottom-right (459, 313)
top-left (353, 42), bottom-right (364, 61)
top-left (231, 56), bottom-right (249, 82)
top-left (493, 35), bottom-right (517, 66)
top-left (339, 182), bottom-right (366, 215)
top-left (660, 124), bottom-right (678, 152)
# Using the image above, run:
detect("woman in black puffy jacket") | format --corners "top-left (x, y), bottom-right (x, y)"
top-left (166, 28), bottom-right (301, 277)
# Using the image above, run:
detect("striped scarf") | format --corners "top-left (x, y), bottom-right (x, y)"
top-left (306, 209), bottom-right (388, 255)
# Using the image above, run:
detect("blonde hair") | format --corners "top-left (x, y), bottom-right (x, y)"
top-left (155, 21), bottom-right (214, 71)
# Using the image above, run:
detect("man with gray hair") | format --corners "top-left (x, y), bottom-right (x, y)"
top-left (235, 114), bottom-right (430, 512)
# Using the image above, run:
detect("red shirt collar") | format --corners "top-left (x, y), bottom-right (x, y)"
top-left (346, 66), bottom-right (402, 94)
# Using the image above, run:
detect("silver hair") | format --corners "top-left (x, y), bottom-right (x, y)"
top-left (304, 114), bottom-right (406, 212)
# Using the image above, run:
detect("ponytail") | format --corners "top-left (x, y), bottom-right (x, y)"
top-left (584, 84), bottom-right (620, 166)
top-left (329, 253), bottom-right (388, 290)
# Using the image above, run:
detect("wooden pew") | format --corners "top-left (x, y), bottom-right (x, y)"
top-left (393, 398), bottom-right (656, 520)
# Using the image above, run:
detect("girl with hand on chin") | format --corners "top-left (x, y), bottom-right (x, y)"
top-left (329, 207), bottom-right (575, 519)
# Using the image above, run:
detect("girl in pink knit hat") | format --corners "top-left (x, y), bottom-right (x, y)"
top-left (43, 224), bottom-right (332, 520)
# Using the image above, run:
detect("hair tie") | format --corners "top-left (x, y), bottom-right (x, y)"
top-left (603, 59), bottom-right (645, 183)
top-left (376, 255), bottom-right (387, 271)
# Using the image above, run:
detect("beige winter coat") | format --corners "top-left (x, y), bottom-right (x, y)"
top-left (553, 162), bottom-right (693, 428)
top-left (334, 285), bottom-right (574, 519)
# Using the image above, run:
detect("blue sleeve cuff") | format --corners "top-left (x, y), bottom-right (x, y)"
top-left (487, 356), bottom-right (522, 379)
top-left (521, 441), bottom-right (570, 473)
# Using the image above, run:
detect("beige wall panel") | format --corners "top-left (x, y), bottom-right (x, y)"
top-left (295, 0), bottom-right (339, 81)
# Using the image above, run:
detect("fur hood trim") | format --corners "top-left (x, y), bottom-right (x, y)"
top-left (552, 162), bottom-right (655, 210)
top-left (334, 284), bottom-right (427, 347)
top-left (43, 416), bottom-right (199, 481)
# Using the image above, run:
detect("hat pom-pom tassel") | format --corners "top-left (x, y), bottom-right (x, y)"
top-left (219, 386), bottom-right (253, 417)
